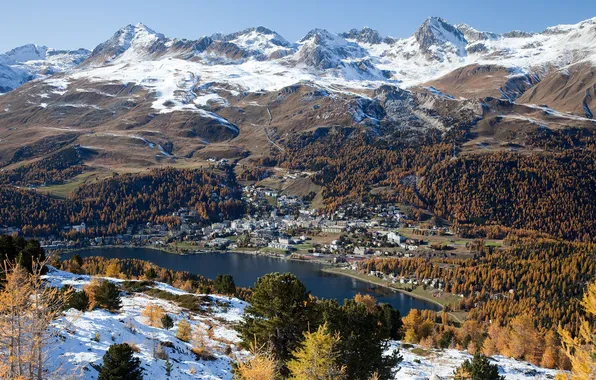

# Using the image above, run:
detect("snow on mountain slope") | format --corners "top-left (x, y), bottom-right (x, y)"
top-left (217, 26), bottom-right (295, 59)
top-left (0, 44), bottom-right (90, 93)
top-left (85, 23), bottom-right (168, 66)
top-left (4, 16), bottom-right (596, 117)
top-left (363, 16), bottom-right (596, 88)
top-left (43, 268), bottom-right (249, 380)
top-left (40, 268), bottom-right (562, 380)
top-left (391, 342), bottom-right (560, 380)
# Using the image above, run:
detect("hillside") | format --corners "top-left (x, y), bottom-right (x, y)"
top-left (41, 267), bottom-right (559, 379)
top-left (0, 17), bottom-right (595, 170)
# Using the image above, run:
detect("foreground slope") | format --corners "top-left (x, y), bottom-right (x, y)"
top-left (42, 267), bottom-right (560, 379)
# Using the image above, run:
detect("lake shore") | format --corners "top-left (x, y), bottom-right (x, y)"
top-left (322, 267), bottom-right (446, 310)
top-left (58, 244), bottom-right (336, 266)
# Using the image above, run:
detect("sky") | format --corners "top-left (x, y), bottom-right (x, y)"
top-left (1, 0), bottom-right (595, 52)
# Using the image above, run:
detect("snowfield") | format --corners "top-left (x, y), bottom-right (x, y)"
top-left (43, 268), bottom-right (249, 380)
top-left (43, 17), bottom-right (596, 116)
top-left (41, 268), bottom-right (562, 379)
top-left (390, 342), bottom-right (559, 379)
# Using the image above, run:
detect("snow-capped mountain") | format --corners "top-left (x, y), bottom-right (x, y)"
top-left (0, 44), bottom-right (89, 93)
top-left (3, 16), bottom-right (596, 102)
top-left (414, 16), bottom-right (468, 59)
top-left (340, 27), bottom-right (386, 44)
top-left (214, 26), bottom-right (295, 60)
top-left (85, 23), bottom-right (167, 66)
top-left (0, 16), bottom-right (595, 169)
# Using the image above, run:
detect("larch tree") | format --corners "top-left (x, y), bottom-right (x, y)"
top-left (141, 303), bottom-right (165, 328)
top-left (557, 281), bottom-right (596, 380)
top-left (0, 259), bottom-right (73, 380)
top-left (234, 349), bottom-right (277, 380)
top-left (287, 323), bottom-right (346, 380)
top-left (175, 319), bottom-right (192, 342)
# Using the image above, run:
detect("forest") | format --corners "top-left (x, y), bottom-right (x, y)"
top-left (0, 146), bottom-right (85, 186)
top-left (274, 130), bottom-right (596, 242)
top-left (358, 238), bottom-right (596, 335)
top-left (0, 167), bottom-right (244, 236)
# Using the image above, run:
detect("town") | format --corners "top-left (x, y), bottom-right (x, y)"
top-left (5, 179), bottom-right (474, 266)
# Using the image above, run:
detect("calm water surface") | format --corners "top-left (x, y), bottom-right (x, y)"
top-left (66, 247), bottom-right (441, 315)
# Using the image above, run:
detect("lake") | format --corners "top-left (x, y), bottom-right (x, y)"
top-left (66, 247), bottom-right (442, 315)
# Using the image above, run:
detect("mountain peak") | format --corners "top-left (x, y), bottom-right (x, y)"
top-left (340, 27), bottom-right (383, 44)
top-left (115, 23), bottom-right (165, 44)
top-left (414, 16), bottom-right (467, 59)
top-left (456, 23), bottom-right (500, 42)
top-left (87, 23), bottom-right (167, 65)
top-left (0, 44), bottom-right (49, 64)
top-left (296, 29), bottom-right (367, 70)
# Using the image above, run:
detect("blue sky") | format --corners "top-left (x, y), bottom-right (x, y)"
top-left (1, 0), bottom-right (595, 52)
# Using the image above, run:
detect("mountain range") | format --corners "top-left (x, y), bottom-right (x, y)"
top-left (0, 16), bottom-right (595, 168)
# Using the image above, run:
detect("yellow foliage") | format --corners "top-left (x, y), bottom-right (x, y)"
top-left (176, 319), bottom-right (192, 342)
top-left (141, 303), bottom-right (165, 327)
top-left (354, 293), bottom-right (377, 314)
top-left (235, 353), bottom-right (277, 380)
top-left (287, 323), bottom-right (346, 380)
top-left (557, 281), bottom-right (596, 380)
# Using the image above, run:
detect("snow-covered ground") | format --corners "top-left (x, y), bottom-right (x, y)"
top-left (41, 268), bottom-right (561, 379)
top-left (390, 342), bottom-right (559, 379)
top-left (43, 268), bottom-right (249, 379)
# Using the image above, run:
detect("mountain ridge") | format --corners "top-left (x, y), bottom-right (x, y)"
top-left (0, 15), bottom-right (595, 171)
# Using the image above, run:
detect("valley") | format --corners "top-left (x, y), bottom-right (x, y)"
top-left (0, 11), bottom-right (595, 380)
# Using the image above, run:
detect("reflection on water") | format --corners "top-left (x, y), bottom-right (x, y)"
top-left (65, 247), bottom-right (441, 315)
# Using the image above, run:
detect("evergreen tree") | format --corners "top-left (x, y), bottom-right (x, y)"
top-left (380, 303), bottom-right (402, 340)
top-left (165, 359), bottom-right (172, 377)
top-left (161, 314), bottom-right (174, 330)
top-left (454, 354), bottom-right (504, 380)
top-left (317, 299), bottom-right (401, 380)
top-left (98, 343), bottom-right (143, 380)
top-left (239, 273), bottom-right (310, 373)
top-left (65, 287), bottom-right (89, 311)
top-left (94, 281), bottom-right (121, 311)
top-left (214, 274), bottom-right (236, 295)
top-left (287, 323), bottom-right (346, 380)
top-left (145, 267), bottom-right (157, 280)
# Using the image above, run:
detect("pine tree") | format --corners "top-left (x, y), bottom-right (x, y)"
top-left (240, 272), bottom-right (310, 372)
top-left (64, 287), bottom-right (89, 311)
top-left (454, 354), bottom-right (504, 380)
top-left (287, 323), bottom-right (346, 380)
top-left (98, 343), bottom-right (143, 380)
top-left (318, 299), bottom-right (401, 380)
top-left (161, 314), bottom-right (174, 330)
top-left (214, 274), bottom-right (236, 295)
top-left (165, 359), bottom-right (173, 377)
top-left (93, 280), bottom-right (121, 311)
